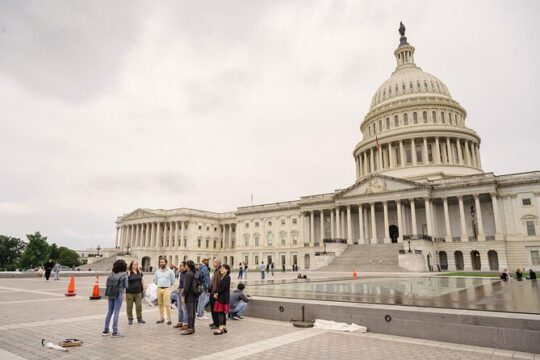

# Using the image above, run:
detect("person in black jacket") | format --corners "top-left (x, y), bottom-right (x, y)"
top-left (213, 264), bottom-right (231, 335)
top-left (44, 260), bottom-right (54, 281)
top-left (180, 260), bottom-right (198, 335)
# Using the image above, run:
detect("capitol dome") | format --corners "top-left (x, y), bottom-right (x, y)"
top-left (353, 23), bottom-right (483, 181)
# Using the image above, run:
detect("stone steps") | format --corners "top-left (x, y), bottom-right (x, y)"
top-left (320, 243), bottom-right (405, 272)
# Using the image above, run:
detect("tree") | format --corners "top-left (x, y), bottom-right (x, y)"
top-left (57, 247), bottom-right (80, 268)
top-left (0, 235), bottom-right (26, 270)
top-left (18, 232), bottom-right (50, 269)
top-left (48, 243), bottom-right (60, 261)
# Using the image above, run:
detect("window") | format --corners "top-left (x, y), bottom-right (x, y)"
top-left (402, 83), bottom-right (405, 90)
top-left (255, 256), bottom-right (259, 264)
top-left (413, 112), bottom-right (418, 124)
top-left (281, 233), bottom-right (286, 245)
top-left (428, 144), bottom-right (433, 162)
top-left (213, 240), bottom-right (217, 249)
top-left (244, 236), bottom-right (249, 247)
top-left (197, 239), bottom-right (201, 248)
top-left (267, 232), bottom-right (273, 246)
top-left (526, 221), bottom-right (536, 236)
top-left (292, 218), bottom-right (297, 225)
top-left (254, 236), bottom-right (260, 247)
top-left (245, 223), bottom-right (249, 228)
top-left (205, 239), bottom-right (209, 248)
top-left (292, 233), bottom-right (298, 245)
top-left (197, 256), bottom-right (200, 263)
top-left (255, 222), bottom-right (259, 227)
top-left (432, 111), bottom-right (437, 123)
top-left (405, 144), bottom-right (412, 164)
top-left (523, 198), bottom-right (532, 206)
top-left (441, 112), bottom-right (445, 124)
top-left (423, 111), bottom-right (428, 123)
top-left (198, 225), bottom-right (202, 230)
top-left (281, 219), bottom-right (286, 225)
top-left (206, 226), bottom-right (210, 231)
top-left (531, 250), bottom-right (540, 265)
top-left (214, 227), bottom-right (217, 232)
top-left (244, 256), bottom-right (249, 264)
top-left (404, 113), bottom-right (408, 125)
top-left (386, 117), bottom-right (390, 129)
top-left (268, 221), bottom-right (272, 226)
top-left (378, 120), bottom-right (382, 132)
top-left (394, 115), bottom-right (399, 127)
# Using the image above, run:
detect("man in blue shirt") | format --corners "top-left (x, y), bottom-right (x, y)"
top-left (196, 258), bottom-right (211, 319)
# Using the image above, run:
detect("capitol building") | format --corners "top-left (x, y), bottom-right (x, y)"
top-left (114, 24), bottom-right (540, 273)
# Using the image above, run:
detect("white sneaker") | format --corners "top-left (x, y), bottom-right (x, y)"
top-left (197, 315), bottom-right (210, 320)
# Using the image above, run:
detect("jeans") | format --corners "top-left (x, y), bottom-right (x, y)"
top-left (104, 292), bottom-right (124, 334)
top-left (157, 287), bottom-right (171, 320)
top-left (230, 301), bottom-right (247, 317)
top-left (260, 271), bottom-right (265, 280)
top-left (185, 298), bottom-right (197, 330)
top-left (237, 271), bottom-right (243, 279)
top-left (126, 292), bottom-right (142, 320)
top-left (54, 271), bottom-right (60, 280)
top-left (196, 290), bottom-right (209, 317)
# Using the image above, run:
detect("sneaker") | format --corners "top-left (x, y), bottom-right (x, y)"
top-left (232, 316), bottom-right (241, 320)
top-left (167, 320), bottom-right (172, 325)
top-left (128, 319), bottom-right (133, 325)
top-left (236, 315), bottom-right (244, 320)
top-left (156, 319), bottom-right (165, 324)
top-left (137, 319), bottom-right (146, 324)
top-left (111, 333), bottom-right (125, 338)
top-left (102, 331), bottom-right (111, 336)
top-left (197, 315), bottom-right (210, 320)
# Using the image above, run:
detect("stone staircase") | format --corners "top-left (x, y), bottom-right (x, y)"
top-left (86, 255), bottom-right (119, 271)
top-left (319, 243), bottom-right (405, 272)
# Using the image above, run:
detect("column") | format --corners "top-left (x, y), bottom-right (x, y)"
top-left (346, 205), bottom-right (352, 244)
top-left (330, 209), bottom-right (335, 239)
top-left (465, 141), bottom-right (472, 166)
top-left (456, 138), bottom-right (463, 164)
top-left (355, 157), bottom-right (360, 178)
top-left (168, 222), bottom-right (173, 247)
top-left (370, 149), bottom-right (374, 173)
top-left (476, 144), bottom-right (482, 169)
top-left (358, 204), bottom-right (365, 244)
top-left (341, 209), bottom-right (346, 238)
top-left (396, 200), bottom-right (403, 243)
top-left (443, 197), bottom-right (452, 241)
top-left (435, 137), bottom-right (441, 164)
top-left (180, 222), bottom-right (185, 247)
top-left (363, 153), bottom-right (368, 175)
top-left (134, 224), bottom-right (140, 247)
top-left (115, 227), bottom-right (120, 248)
top-left (336, 208), bottom-right (341, 238)
top-left (423, 137), bottom-right (428, 164)
top-left (410, 199), bottom-right (417, 236)
top-left (474, 194), bottom-right (485, 240)
top-left (424, 198), bottom-right (433, 238)
top-left (156, 222), bottom-right (162, 247)
top-left (471, 143), bottom-right (478, 167)
top-left (370, 203), bottom-right (377, 243)
top-left (490, 193), bottom-right (502, 239)
top-left (164, 222), bottom-right (169, 247)
top-left (308, 212), bottom-right (314, 245)
top-left (229, 224), bottom-right (233, 248)
top-left (150, 223), bottom-right (155, 247)
top-left (446, 138), bottom-right (454, 164)
top-left (300, 213), bottom-right (305, 243)
top-left (458, 196), bottom-right (468, 241)
top-left (388, 142), bottom-right (394, 168)
top-left (174, 221), bottom-right (178, 248)
top-left (223, 225), bottom-right (227, 247)
top-left (320, 210), bottom-right (325, 243)
top-left (399, 140), bottom-right (405, 167)
top-left (383, 201), bottom-right (390, 243)
top-left (144, 223), bottom-right (149, 247)
top-left (378, 147), bottom-right (383, 171)
top-left (411, 139), bottom-right (417, 165)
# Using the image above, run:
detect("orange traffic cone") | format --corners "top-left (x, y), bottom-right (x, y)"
top-left (353, 271), bottom-right (358, 280)
top-left (65, 276), bottom-right (77, 297)
top-left (89, 275), bottom-right (101, 300)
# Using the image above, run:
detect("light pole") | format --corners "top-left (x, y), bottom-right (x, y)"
top-left (96, 245), bottom-right (101, 257)
top-left (407, 240), bottom-right (412, 254)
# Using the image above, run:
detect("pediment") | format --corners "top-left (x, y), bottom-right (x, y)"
top-left (121, 208), bottom-right (159, 221)
top-left (335, 175), bottom-right (424, 199)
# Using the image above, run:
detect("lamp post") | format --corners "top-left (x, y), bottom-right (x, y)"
top-left (407, 240), bottom-right (412, 254)
top-left (96, 245), bottom-right (101, 257)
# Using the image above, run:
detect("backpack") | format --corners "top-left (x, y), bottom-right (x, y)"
top-left (105, 274), bottom-right (122, 299)
top-left (192, 271), bottom-right (205, 296)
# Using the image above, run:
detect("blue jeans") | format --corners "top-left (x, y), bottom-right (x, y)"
top-left (197, 291), bottom-right (209, 317)
top-left (104, 292), bottom-right (124, 334)
top-left (230, 301), bottom-right (247, 317)
top-left (260, 271), bottom-right (265, 279)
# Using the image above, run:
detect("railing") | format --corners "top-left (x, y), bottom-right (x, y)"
top-left (452, 237), bottom-right (461, 242)
top-left (314, 251), bottom-right (336, 256)
top-left (402, 234), bottom-right (433, 241)
top-left (434, 237), bottom-right (446, 242)
top-left (323, 238), bottom-right (348, 244)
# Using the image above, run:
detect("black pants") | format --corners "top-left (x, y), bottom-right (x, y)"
top-left (209, 295), bottom-right (219, 325)
top-left (45, 271), bottom-right (51, 280)
top-left (186, 299), bottom-right (197, 330)
top-left (217, 312), bottom-right (227, 327)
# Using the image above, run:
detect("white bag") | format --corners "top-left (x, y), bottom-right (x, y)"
top-left (144, 283), bottom-right (158, 305)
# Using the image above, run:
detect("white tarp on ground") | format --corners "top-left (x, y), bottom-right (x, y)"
top-left (143, 283), bottom-right (157, 306)
top-left (313, 319), bottom-right (367, 333)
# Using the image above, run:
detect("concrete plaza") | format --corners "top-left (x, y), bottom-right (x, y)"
top-left (0, 276), bottom-right (537, 360)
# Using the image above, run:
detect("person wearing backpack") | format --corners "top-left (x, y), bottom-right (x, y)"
top-left (196, 258), bottom-right (211, 319)
top-left (103, 259), bottom-right (129, 337)
top-left (180, 260), bottom-right (199, 335)
top-left (153, 257), bottom-right (176, 325)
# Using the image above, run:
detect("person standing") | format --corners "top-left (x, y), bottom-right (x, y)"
top-left (173, 262), bottom-right (188, 329)
top-left (260, 261), bottom-right (265, 280)
top-left (153, 258), bottom-right (176, 325)
top-left (237, 262), bottom-right (244, 280)
top-left (181, 260), bottom-right (198, 335)
top-left (196, 258), bottom-right (211, 320)
top-left (516, 268), bottom-right (523, 281)
top-left (270, 262), bottom-right (275, 276)
top-left (213, 264), bottom-right (231, 335)
top-left (529, 269), bottom-right (537, 280)
top-left (126, 260), bottom-right (145, 325)
top-left (44, 260), bottom-right (54, 281)
top-left (282, 263), bottom-right (286, 274)
top-left (208, 259), bottom-right (222, 329)
top-left (103, 260), bottom-right (129, 337)
top-left (53, 262), bottom-right (61, 280)
top-left (243, 263), bottom-right (248, 279)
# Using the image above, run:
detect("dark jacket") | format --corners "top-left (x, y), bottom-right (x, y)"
top-left (126, 272), bottom-right (143, 294)
top-left (215, 274), bottom-right (231, 305)
top-left (183, 270), bottom-right (198, 301)
top-left (229, 289), bottom-right (249, 309)
top-left (44, 262), bottom-right (54, 273)
top-left (210, 268), bottom-right (222, 293)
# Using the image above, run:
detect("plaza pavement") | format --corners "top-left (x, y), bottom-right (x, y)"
top-left (0, 276), bottom-right (537, 360)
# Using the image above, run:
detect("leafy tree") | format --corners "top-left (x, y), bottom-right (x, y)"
top-left (0, 235), bottom-right (26, 270)
top-left (57, 247), bottom-right (80, 268)
top-left (48, 243), bottom-right (60, 261)
top-left (18, 232), bottom-right (50, 269)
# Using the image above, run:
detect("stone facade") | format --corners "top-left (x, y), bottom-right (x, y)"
top-left (114, 26), bottom-right (540, 273)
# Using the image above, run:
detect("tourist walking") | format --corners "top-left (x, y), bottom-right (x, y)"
top-left (153, 258), bottom-right (176, 325)
top-left (196, 258), bottom-right (211, 320)
top-left (181, 260), bottom-right (198, 335)
top-left (282, 263), bottom-right (286, 273)
top-left (126, 260), bottom-right (145, 325)
top-left (44, 260), bottom-right (54, 281)
top-left (173, 262), bottom-right (188, 329)
top-left (53, 262), bottom-right (61, 280)
top-left (213, 264), bottom-right (231, 335)
top-left (103, 259), bottom-right (129, 337)
top-left (237, 262), bottom-right (244, 279)
top-left (270, 262), bottom-right (275, 276)
top-left (208, 259), bottom-right (222, 329)
top-left (260, 261), bottom-right (265, 280)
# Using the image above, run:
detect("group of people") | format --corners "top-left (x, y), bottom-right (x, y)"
top-left (500, 268), bottom-right (537, 281)
top-left (102, 257), bottom-right (250, 338)
top-left (42, 259), bottom-right (61, 280)
top-left (236, 262), bottom-right (248, 279)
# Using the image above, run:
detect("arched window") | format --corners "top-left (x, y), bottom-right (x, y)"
top-left (394, 115), bottom-right (399, 127)
top-left (267, 232), bottom-right (273, 246)
top-left (404, 113), bottom-right (408, 125)
top-left (378, 120), bottom-right (382, 132)
top-left (244, 234), bottom-right (250, 247)
top-left (386, 117), bottom-right (390, 129)
top-left (413, 112), bottom-right (418, 124)
top-left (254, 235), bottom-right (260, 247)
top-left (432, 111), bottom-right (437, 123)
top-left (402, 83), bottom-right (405, 90)
top-left (423, 111), bottom-right (428, 123)
top-left (441, 112), bottom-right (445, 124)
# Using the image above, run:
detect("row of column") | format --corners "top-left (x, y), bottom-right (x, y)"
top-left (355, 137), bottom-right (482, 178)
top-left (301, 192), bottom-right (501, 244)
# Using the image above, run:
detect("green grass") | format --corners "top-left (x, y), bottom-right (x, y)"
top-left (439, 272), bottom-right (499, 278)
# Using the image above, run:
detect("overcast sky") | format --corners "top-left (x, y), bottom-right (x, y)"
top-left (1, 0), bottom-right (539, 249)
